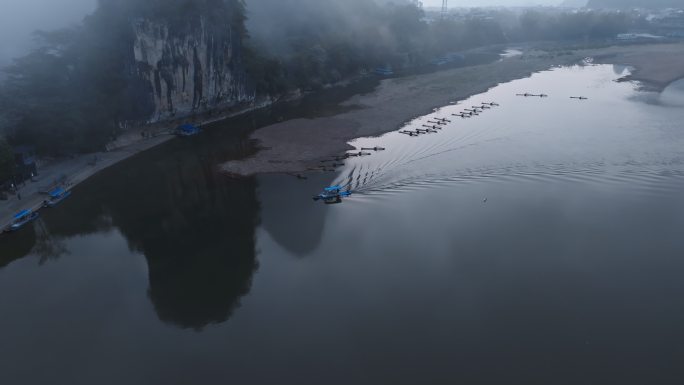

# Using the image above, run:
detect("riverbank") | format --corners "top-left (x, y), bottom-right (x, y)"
top-left (0, 134), bottom-right (172, 232)
top-left (0, 98), bottom-right (273, 231)
top-left (222, 42), bottom-right (684, 176)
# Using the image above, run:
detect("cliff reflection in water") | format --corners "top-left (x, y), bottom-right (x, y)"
top-left (0, 79), bottom-right (384, 330)
top-left (0, 226), bottom-right (37, 268)
top-left (258, 173), bottom-right (330, 257)
top-left (37, 127), bottom-right (261, 330)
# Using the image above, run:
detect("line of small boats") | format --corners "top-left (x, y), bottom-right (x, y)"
top-left (2, 186), bottom-right (71, 233)
top-left (398, 102), bottom-right (500, 137)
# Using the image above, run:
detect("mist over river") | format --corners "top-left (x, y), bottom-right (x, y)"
top-left (1, 64), bottom-right (684, 385)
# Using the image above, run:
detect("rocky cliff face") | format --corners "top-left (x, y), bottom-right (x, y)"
top-left (132, 18), bottom-right (255, 122)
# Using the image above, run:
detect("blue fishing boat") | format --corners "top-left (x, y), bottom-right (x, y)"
top-left (5, 210), bottom-right (39, 233)
top-left (43, 187), bottom-right (72, 208)
top-left (313, 185), bottom-right (352, 204)
top-left (176, 124), bottom-right (201, 137)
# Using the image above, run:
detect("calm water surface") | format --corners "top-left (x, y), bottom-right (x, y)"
top-left (1, 65), bottom-right (684, 385)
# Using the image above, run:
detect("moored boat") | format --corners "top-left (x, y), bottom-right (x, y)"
top-left (4, 210), bottom-right (39, 233)
top-left (43, 187), bottom-right (72, 208)
top-left (176, 124), bottom-right (201, 137)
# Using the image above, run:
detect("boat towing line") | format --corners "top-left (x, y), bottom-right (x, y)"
top-left (310, 100), bottom-right (505, 203)
top-left (400, 100), bottom-right (502, 137)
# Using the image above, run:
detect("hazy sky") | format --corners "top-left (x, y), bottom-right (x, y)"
top-left (0, 0), bottom-right (97, 67)
top-left (0, 0), bottom-right (565, 68)
top-left (421, 0), bottom-right (561, 6)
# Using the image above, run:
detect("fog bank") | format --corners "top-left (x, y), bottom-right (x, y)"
top-left (0, 0), bottom-right (97, 67)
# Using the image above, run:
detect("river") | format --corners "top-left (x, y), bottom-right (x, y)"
top-left (1, 64), bottom-right (683, 385)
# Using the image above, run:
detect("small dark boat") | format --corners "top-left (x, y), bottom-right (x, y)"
top-left (570, 96), bottom-right (588, 100)
top-left (399, 130), bottom-right (420, 136)
top-left (43, 187), bottom-right (71, 208)
top-left (5, 210), bottom-right (39, 233)
top-left (361, 147), bottom-right (386, 151)
top-left (348, 151), bottom-right (372, 157)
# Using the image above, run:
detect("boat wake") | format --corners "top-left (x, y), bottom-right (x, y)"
top-left (327, 65), bottom-right (684, 201)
